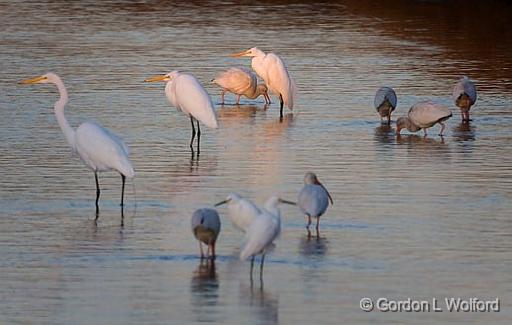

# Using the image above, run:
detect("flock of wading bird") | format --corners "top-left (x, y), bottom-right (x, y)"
top-left (19, 46), bottom-right (477, 278)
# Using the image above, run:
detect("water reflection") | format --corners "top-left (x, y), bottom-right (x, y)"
top-left (396, 134), bottom-right (450, 160)
top-left (216, 104), bottom-right (261, 126)
top-left (374, 124), bottom-right (395, 145)
top-left (299, 235), bottom-right (328, 260)
top-left (239, 281), bottom-right (279, 325)
top-left (452, 121), bottom-right (476, 143)
top-left (190, 260), bottom-right (219, 323)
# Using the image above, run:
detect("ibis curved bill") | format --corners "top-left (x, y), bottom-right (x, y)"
top-left (20, 73), bottom-right (134, 214)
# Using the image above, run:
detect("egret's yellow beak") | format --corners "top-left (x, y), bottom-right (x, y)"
top-left (20, 75), bottom-right (46, 84)
top-left (230, 50), bottom-right (250, 58)
top-left (279, 199), bottom-right (297, 206)
top-left (144, 75), bottom-right (168, 83)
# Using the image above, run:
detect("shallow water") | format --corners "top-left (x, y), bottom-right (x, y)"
top-left (1, 1), bottom-right (512, 324)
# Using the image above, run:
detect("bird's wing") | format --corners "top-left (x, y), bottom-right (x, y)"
top-left (75, 122), bottom-right (134, 177)
top-left (239, 213), bottom-right (279, 261)
top-left (228, 198), bottom-right (261, 232)
top-left (298, 185), bottom-right (329, 218)
top-left (374, 87), bottom-right (397, 110)
top-left (265, 53), bottom-right (296, 109)
top-left (192, 208), bottom-right (221, 233)
top-left (452, 76), bottom-right (477, 104)
top-left (214, 67), bottom-right (255, 95)
top-left (174, 74), bottom-right (218, 128)
top-left (409, 102), bottom-right (452, 128)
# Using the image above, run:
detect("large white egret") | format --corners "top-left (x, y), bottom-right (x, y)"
top-left (212, 67), bottom-right (271, 105)
top-left (214, 193), bottom-right (261, 233)
top-left (191, 208), bottom-right (221, 260)
top-left (231, 47), bottom-right (297, 117)
top-left (239, 195), bottom-right (296, 278)
top-left (374, 86), bottom-right (397, 125)
top-left (20, 73), bottom-right (135, 213)
top-left (144, 71), bottom-right (218, 152)
top-left (452, 76), bottom-right (477, 122)
top-left (298, 172), bottom-right (333, 237)
top-left (396, 101), bottom-right (452, 136)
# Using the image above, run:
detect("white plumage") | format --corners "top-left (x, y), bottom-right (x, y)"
top-left (20, 72), bottom-right (134, 211)
top-left (145, 71), bottom-right (218, 151)
top-left (215, 193), bottom-right (261, 233)
top-left (374, 86), bottom-right (397, 124)
top-left (212, 67), bottom-right (270, 104)
top-left (231, 47), bottom-right (297, 117)
top-left (396, 101), bottom-right (452, 136)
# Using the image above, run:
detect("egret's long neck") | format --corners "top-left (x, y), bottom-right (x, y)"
top-left (53, 79), bottom-right (76, 151)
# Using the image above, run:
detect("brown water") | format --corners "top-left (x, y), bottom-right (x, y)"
top-left (1, 1), bottom-right (512, 324)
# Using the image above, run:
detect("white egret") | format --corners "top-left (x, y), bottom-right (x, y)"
top-left (239, 195), bottom-right (296, 278)
top-left (374, 86), bottom-right (397, 125)
top-left (452, 76), bottom-right (477, 122)
top-left (144, 71), bottom-right (218, 152)
top-left (20, 73), bottom-right (134, 214)
top-left (231, 47), bottom-right (297, 117)
top-left (191, 208), bottom-right (221, 260)
top-left (396, 101), bottom-right (452, 136)
top-left (298, 172), bottom-right (333, 237)
top-left (215, 193), bottom-right (261, 233)
top-left (212, 67), bottom-right (271, 105)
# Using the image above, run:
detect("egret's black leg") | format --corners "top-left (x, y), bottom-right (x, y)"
top-left (260, 254), bottom-right (265, 279)
top-left (196, 120), bottom-right (201, 154)
top-left (95, 172), bottom-right (100, 212)
top-left (279, 94), bottom-right (284, 118)
top-left (250, 256), bottom-right (255, 280)
top-left (120, 174), bottom-right (126, 206)
top-left (190, 116), bottom-right (196, 150)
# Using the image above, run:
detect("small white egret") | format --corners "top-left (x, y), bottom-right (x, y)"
top-left (396, 101), bottom-right (452, 136)
top-left (191, 208), bottom-right (221, 260)
top-left (374, 86), bottom-right (397, 125)
top-left (212, 67), bottom-right (271, 105)
top-left (452, 76), bottom-right (477, 122)
top-left (231, 47), bottom-right (297, 117)
top-left (298, 172), bottom-right (333, 237)
top-left (20, 73), bottom-right (134, 214)
top-left (239, 195), bottom-right (296, 278)
top-left (144, 71), bottom-right (218, 152)
top-left (214, 193), bottom-right (261, 233)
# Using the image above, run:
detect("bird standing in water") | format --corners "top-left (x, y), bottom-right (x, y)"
top-left (396, 101), bottom-right (452, 137)
top-left (453, 76), bottom-right (477, 122)
top-left (298, 172), bottom-right (333, 238)
top-left (212, 67), bottom-right (271, 105)
top-left (191, 208), bottom-right (221, 260)
top-left (374, 86), bottom-right (397, 125)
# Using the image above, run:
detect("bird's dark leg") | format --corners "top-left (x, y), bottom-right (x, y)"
top-left (387, 112), bottom-right (392, 125)
top-left (236, 95), bottom-right (241, 105)
top-left (279, 94), bottom-right (284, 118)
top-left (120, 174), bottom-right (126, 206)
top-left (199, 241), bottom-right (204, 259)
top-left (95, 172), bottom-right (100, 213)
top-left (190, 116), bottom-right (196, 150)
top-left (220, 90), bottom-right (225, 105)
top-left (438, 122), bottom-right (446, 136)
top-left (316, 217), bottom-right (320, 238)
top-left (211, 242), bottom-right (216, 260)
top-left (196, 120), bottom-right (201, 154)
top-left (423, 128), bottom-right (428, 137)
top-left (260, 254), bottom-right (265, 279)
top-left (250, 256), bottom-right (255, 279)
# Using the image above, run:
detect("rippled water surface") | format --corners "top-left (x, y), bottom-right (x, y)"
top-left (1, 1), bottom-right (512, 324)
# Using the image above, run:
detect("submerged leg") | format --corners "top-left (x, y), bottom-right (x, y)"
top-left (190, 116), bottom-right (196, 150)
top-left (120, 174), bottom-right (126, 206)
top-left (196, 120), bottom-right (201, 154)
top-left (387, 112), bottom-right (392, 125)
top-left (95, 172), bottom-right (100, 212)
top-left (279, 94), bottom-right (284, 118)
top-left (438, 122), bottom-right (446, 136)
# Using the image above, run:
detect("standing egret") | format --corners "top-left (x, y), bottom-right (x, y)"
top-left (231, 47), bottom-right (297, 118)
top-left (20, 73), bottom-right (134, 215)
top-left (396, 101), bottom-right (452, 136)
top-left (453, 76), bottom-right (477, 122)
top-left (240, 195), bottom-right (296, 278)
top-left (215, 193), bottom-right (261, 233)
top-left (144, 71), bottom-right (218, 153)
top-left (191, 208), bottom-right (221, 260)
top-left (374, 86), bottom-right (397, 125)
top-left (212, 67), bottom-right (271, 105)
top-left (298, 172), bottom-right (333, 237)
